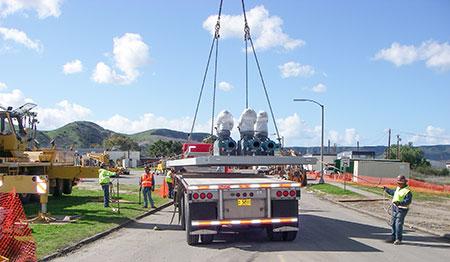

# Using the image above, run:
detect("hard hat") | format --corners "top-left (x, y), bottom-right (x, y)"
top-left (397, 175), bottom-right (408, 184)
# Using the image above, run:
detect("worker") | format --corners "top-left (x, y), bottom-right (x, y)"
top-left (140, 166), bottom-right (156, 208)
top-left (165, 168), bottom-right (175, 199)
top-left (98, 162), bottom-right (116, 208)
top-left (383, 175), bottom-right (413, 245)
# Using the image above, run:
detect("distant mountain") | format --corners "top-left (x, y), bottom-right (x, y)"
top-left (35, 121), bottom-right (209, 151)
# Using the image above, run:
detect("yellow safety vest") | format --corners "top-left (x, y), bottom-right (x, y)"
top-left (165, 171), bottom-right (173, 183)
top-left (99, 168), bottom-right (115, 184)
top-left (392, 186), bottom-right (411, 207)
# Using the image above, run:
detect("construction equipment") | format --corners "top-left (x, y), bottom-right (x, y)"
top-left (166, 0), bottom-right (318, 245)
top-left (0, 103), bottom-right (99, 216)
top-left (82, 152), bottom-right (127, 175)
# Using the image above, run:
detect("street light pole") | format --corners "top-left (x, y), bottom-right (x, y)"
top-left (293, 99), bottom-right (325, 184)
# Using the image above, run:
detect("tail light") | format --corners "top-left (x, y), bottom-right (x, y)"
top-left (207, 192), bottom-right (213, 199)
top-left (193, 193), bottom-right (199, 199)
top-left (243, 192), bottom-right (247, 197)
top-left (290, 190), bottom-right (296, 196)
top-left (283, 190), bottom-right (288, 197)
top-left (236, 193), bottom-right (241, 197)
top-left (249, 192), bottom-right (254, 197)
top-left (200, 193), bottom-right (206, 199)
top-left (276, 191), bottom-right (282, 197)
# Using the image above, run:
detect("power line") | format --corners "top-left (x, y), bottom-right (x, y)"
top-left (392, 129), bottom-right (450, 140)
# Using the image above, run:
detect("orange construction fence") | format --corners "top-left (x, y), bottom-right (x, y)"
top-left (0, 191), bottom-right (37, 262)
top-left (308, 171), bottom-right (450, 194)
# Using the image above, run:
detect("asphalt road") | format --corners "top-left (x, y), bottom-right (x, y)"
top-left (80, 170), bottom-right (166, 186)
top-left (50, 189), bottom-right (450, 262)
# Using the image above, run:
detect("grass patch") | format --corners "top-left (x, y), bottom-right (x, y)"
top-left (350, 184), bottom-right (450, 202)
top-left (307, 183), bottom-right (363, 197)
top-left (24, 186), bottom-right (170, 259)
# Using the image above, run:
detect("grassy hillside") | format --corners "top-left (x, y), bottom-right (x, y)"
top-left (35, 121), bottom-right (209, 151)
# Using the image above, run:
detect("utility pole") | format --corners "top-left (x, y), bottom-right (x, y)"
top-left (396, 135), bottom-right (401, 160)
top-left (328, 140), bottom-right (330, 154)
top-left (387, 129), bottom-right (391, 159)
top-left (357, 141), bottom-right (359, 151)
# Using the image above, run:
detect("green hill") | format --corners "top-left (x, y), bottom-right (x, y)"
top-left (35, 121), bottom-right (209, 150)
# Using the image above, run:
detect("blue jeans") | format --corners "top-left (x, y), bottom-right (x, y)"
top-left (142, 187), bottom-right (154, 207)
top-left (391, 206), bottom-right (409, 241)
top-left (102, 183), bottom-right (110, 207)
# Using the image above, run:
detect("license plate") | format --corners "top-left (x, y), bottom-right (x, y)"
top-left (237, 199), bottom-right (251, 206)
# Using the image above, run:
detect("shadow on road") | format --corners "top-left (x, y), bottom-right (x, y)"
top-left (190, 214), bottom-right (449, 252)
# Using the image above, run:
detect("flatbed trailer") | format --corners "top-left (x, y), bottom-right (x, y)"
top-left (167, 155), bottom-right (316, 245)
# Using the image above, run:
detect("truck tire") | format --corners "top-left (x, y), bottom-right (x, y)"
top-left (282, 231), bottom-right (297, 241)
top-left (185, 193), bottom-right (199, 245)
top-left (266, 226), bottom-right (283, 241)
top-left (62, 179), bottom-right (72, 194)
top-left (19, 193), bottom-right (32, 204)
top-left (52, 178), bottom-right (63, 197)
top-left (200, 234), bottom-right (214, 244)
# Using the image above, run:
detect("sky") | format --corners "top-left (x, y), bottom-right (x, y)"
top-left (0, 0), bottom-right (449, 147)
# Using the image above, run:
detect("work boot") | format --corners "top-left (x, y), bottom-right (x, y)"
top-left (393, 240), bottom-right (402, 245)
top-left (151, 206), bottom-right (156, 208)
top-left (143, 206), bottom-right (147, 208)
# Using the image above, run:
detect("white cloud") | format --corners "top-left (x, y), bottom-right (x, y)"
top-left (203, 5), bottom-right (304, 52)
top-left (322, 72), bottom-right (328, 78)
top-left (97, 113), bottom-right (211, 135)
top-left (279, 62), bottom-right (315, 78)
top-left (0, 88), bottom-right (34, 108)
top-left (218, 81), bottom-right (233, 91)
top-left (311, 83), bottom-right (327, 93)
top-left (91, 33), bottom-right (150, 85)
top-left (374, 40), bottom-right (450, 72)
top-left (0, 81), bottom-right (7, 90)
top-left (275, 113), bottom-right (363, 146)
top-left (0, 0), bottom-right (62, 19)
top-left (409, 126), bottom-right (450, 145)
top-left (35, 100), bottom-right (92, 130)
top-left (0, 27), bottom-right (42, 52)
top-left (303, 83), bottom-right (327, 93)
top-left (63, 59), bottom-right (83, 75)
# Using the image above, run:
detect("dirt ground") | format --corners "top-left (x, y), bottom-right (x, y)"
top-left (328, 194), bottom-right (450, 237)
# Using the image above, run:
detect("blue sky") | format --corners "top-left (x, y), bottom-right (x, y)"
top-left (0, 0), bottom-right (449, 147)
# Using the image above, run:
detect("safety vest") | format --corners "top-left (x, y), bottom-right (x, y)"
top-left (141, 173), bottom-right (153, 187)
top-left (99, 168), bottom-right (114, 184)
top-left (392, 186), bottom-right (411, 208)
top-left (165, 171), bottom-right (173, 183)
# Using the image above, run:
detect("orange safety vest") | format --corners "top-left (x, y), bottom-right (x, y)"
top-left (141, 173), bottom-right (153, 187)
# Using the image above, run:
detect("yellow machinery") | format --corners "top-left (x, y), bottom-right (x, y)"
top-left (82, 152), bottom-right (127, 175)
top-left (0, 103), bottom-right (99, 207)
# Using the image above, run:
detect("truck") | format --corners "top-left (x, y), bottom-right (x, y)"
top-left (0, 103), bottom-right (99, 207)
top-left (168, 112), bottom-right (316, 245)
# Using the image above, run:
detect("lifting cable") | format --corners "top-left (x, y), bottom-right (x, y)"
top-left (189, 0), bottom-right (282, 144)
top-left (188, 0), bottom-right (223, 143)
top-left (240, 0), bottom-right (282, 143)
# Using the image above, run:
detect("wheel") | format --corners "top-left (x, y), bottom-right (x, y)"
top-left (282, 231), bottom-right (297, 241)
top-left (185, 193), bottom-right (198, 245)
top-left (19, 194), bottom-right (32, 204)
top-left (266, 226), bottom-right (283, 241)
top-left (201, 234), bottom-right (214, 244)
top-left (62, 179), bottom-right (72, 194)
top-left (52, 178), bottom-right (63, 197)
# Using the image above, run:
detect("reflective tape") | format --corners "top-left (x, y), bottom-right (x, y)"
top-left (36, 176), bottom-right (47, 194)
top-left (188, 183), bottom-right (300, 191)
top-left (191, 217), bottom-right (298, 226)
top-left (0, 179), bottom-right (3, 187)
